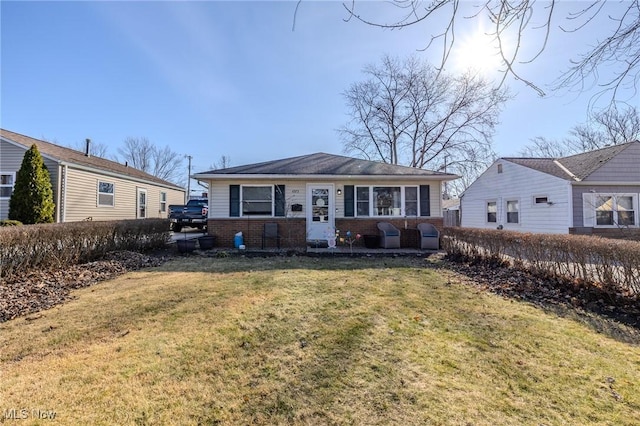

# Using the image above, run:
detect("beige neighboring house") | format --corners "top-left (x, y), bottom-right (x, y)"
top-left (0, 129), bottom-right (185, 222)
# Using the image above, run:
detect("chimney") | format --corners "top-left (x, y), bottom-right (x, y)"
top-left (85, 138), bottom-right (91, 157)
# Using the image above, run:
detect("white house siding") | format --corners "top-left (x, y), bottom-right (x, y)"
top-left (208, 179), bottom-right (442, 219)
top-left (63, 167), bottom-right (184, 222)
top-left (461, 160), bottom-right (570, 234)
top-left (0, 139), bottom-right (59, 220)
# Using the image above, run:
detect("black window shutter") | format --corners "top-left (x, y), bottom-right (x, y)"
top-left (274, 185), bottom-right (285, 217)
top-left (229, 185), bottom-right (240, 217)
top-left (344, 185), bottom-right (355, 217)
top-left (419, 185), bottom-right (431, 217)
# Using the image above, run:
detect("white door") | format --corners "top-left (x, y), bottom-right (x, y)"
top-left (137, 188), bottom-right (147, 219)
top-left (306, 184), bottom-right (334, 242)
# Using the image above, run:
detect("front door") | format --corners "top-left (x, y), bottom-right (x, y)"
top-left (306, 184), bottom-right (334, 243)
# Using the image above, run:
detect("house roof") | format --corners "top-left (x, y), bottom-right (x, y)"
top-left (194, 152), bottom-right (459, 180)
top-left (1, 129), bottom-right (184, 191)
top-left (502, 141), bottom-right (640, 181)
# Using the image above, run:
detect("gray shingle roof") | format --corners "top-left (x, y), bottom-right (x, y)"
top-left (196, 152), bottom-right (458, 179)
top-left (1, 129), bottom-right (184, 190)
top-left (503, 158), bottom-right (571, 180)
top-left (503, 141), bottom-right (639, 181)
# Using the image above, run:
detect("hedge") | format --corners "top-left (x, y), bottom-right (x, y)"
top-left (0, 219), bottom-right (171, 280)
top-left (441, 227), bottom-right (640, 296)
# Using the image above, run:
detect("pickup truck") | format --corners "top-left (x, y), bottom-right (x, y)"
top-left (168, 199), bottom-right (208, 232)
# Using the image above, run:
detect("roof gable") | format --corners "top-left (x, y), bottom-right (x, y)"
top-left (557, 142), bottom-right (636, 180)
top-left (195, 152), bottom-right (458, 179)
top-left (1, 129), bottom-right (183, 190)
top-left (501, 141), bottom-right (640, 181)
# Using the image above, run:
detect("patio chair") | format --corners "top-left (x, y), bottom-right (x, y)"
top-left (417, 223), bottom-right (440, 250)
top-left (377, 222), bottom-right (401, 249)
top-left (261, 222), bottom-right (281, 249)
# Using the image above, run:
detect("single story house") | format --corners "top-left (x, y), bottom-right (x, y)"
top-left (1, 129), bottom-right (185, 222)
top-left (193, 152), bottom-right (459, 248)
top-left (460, 141), bottom-right (640, 238)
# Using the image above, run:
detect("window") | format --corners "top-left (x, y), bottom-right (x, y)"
top-left (595, 194), bottom-right (636, 226)
top-left (487, 201), bottom-right (497, 223)
top-left (98, 181), bottom-right (114, 207)
top-left (534, 196), bottom-right (548, 205)
top-left (0, 173), bottom-right (15, 199)
top-left (352, 186), bottom-right (422, 217)
top-left (159, 191), bottom-right (167, 213)
top-left (506, 200), bottom-right (519, 224)
top-left (497, 164), bottom-right (503, 174)
top-left (356, 187), bottom-right (369, 216)
top-left (242, 186), bottom-right (272, 215)
top-left (405, 186), bottom-right (418, 216)
top-left (373, 186), bottom-right (401, 216)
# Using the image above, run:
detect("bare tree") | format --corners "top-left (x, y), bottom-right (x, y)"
top-left (67, 140), bottom-right (110, 158)
top-left (211, 155), bottom-right (232, 170)
top-left (118, 137), bottom-right (184, 184)
top-left (338, 0), bottom-right (639, 102)
top-left (340, 55), bottom-right (509, 195)
top-left (520, 104), bottom-right (640, 157)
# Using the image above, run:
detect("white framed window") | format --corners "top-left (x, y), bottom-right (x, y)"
top-left (98, 180), bottom-right (115, 207)
top-left (594, 194), bottom-right (637, 227)
top-left (405, 186), bottom-right (418, 216)
top-left (160, 191), bottom-right (167, 213)
top-left (487, 201), bottom-right (497, 223)
top-left (242, 185), bottom-right (273, 216)
top-left (356, 186), bottom-right (369, 216)
top-left (0, 172), bottom-right (15, 199)
top-left (506, 200), bottom-right (519, 224)
top-left (354, 186), bottom-right (418, 217)
top-left (533, 195), bottom-right (549, 206)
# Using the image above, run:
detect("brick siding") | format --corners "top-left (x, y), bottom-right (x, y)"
top-left (207, 217), bottom-right (444, 249)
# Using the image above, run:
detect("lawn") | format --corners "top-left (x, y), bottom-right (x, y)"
top-left (1, 256), bottom-right (639, 425)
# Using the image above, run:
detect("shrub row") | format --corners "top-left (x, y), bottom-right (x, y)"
top-left (0, 219), bottom-right (171, 280)
top-left (441, 227), bottom-right (640, 296)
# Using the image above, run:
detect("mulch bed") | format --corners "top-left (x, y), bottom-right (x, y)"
top-left (0, 251), bottom-right (174, 323)
top-left (2, 250), bottom-right (638, 345)
top-left (436, 255), bottom-right (640, 344)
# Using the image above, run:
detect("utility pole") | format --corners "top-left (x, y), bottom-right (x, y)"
top-left (185, 155), bottom-right (192, 203)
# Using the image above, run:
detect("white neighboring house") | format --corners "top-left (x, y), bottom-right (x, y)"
top-left (461, 141), bottom-right (640, 237)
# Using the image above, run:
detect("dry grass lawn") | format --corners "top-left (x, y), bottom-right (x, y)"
top-left (1, 256), bottom-right (639, 425)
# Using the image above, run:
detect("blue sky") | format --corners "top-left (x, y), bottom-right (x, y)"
top-left (2, 1), bottom-right (638, 186)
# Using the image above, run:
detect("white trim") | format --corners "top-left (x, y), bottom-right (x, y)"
top-left (505, 199), bottom-right (521, 225)
top-left (486, 199), bottom-right (498, 224)
top-left (195, 173), bottom-right (456, 181)
top-left (137, 188), bottom-right (147, 219)
top-left (553, 159), bottom-right (580, 181)
top-left (0, 171), bottom-right (15, 199)
top-left (97, 180), bottom-right (115, 207)
top-left (240, 184), bottom-right (274, 217)
top-left (572, 181), bottom-right (640, 186)
top-left (306, 183), bottom-right (335, 242)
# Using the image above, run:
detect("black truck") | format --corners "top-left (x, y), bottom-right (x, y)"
top-left (168, 199), bottom-right (208, 232)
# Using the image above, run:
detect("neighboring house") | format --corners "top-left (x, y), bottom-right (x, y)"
top-left (460, 141), bottom-right (640, 238)
top-left (193, 152), bottom-right (459, 248)
top-left (0, 129), bottom-right (185, 222)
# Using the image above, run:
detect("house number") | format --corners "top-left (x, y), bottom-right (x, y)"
top-left (292, 190), bottom-right (300, 193)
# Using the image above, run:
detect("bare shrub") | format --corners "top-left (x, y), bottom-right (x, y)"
top-left (0, 219), bottom-right (170, 280)
top-left (442, 228), bottom-right (640, 296)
